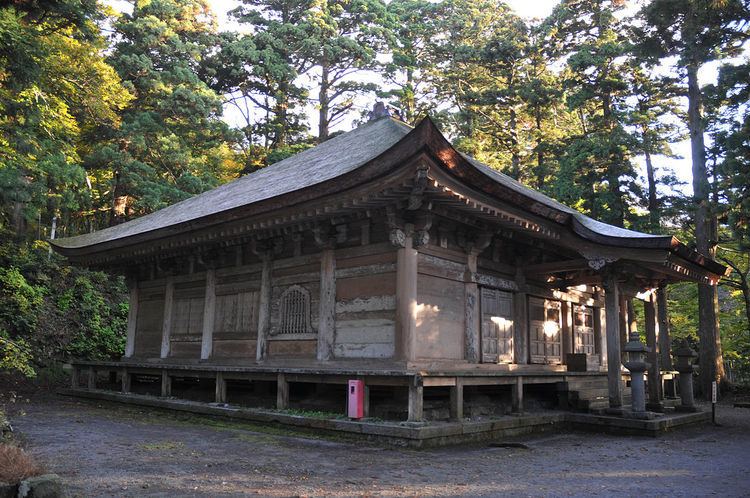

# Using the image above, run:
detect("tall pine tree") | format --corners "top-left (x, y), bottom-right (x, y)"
top-left (92, 0), bottom-right (236, 225)
top-left (637, 0), bottom-right (750, 393)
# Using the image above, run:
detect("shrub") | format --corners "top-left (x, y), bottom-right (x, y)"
top-left (0, 331), bottom-right (35, 378)
top-left (0, 444), bottom-right (43, 483)
top-left (0, 237), bottom-right (128, 373)
top-left (0, 267), bottom-right (44, 336)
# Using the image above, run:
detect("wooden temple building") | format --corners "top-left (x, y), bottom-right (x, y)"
top-left (52, 108), bottom-right (727, 422)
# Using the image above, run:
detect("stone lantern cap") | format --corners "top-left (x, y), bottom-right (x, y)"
top-left (623, 331), bottom-right (650, 372)
top-left (674, 342), bottom-right (698, 374)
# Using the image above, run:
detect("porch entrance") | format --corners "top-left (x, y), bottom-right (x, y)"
top-left (529, 297), bottom-right (562, 364)
top-left (480, 288), bottom-right (513, 363)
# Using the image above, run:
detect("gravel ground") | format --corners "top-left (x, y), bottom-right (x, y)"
top-left (6, 395), bottom-right (750, 497)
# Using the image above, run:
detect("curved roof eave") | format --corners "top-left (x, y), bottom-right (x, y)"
top-left (413, 118), bottom-right (727, 278)
top-left (51, 115), bottom-right (728, 278)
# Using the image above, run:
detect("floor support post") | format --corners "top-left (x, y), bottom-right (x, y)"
top-left (408, 376), bottom-right (423, 422)
top-left (277, 373), bottom-right (289, 410)
top-left (121, 368), bottom-right (131, 393)
top-left (161, 371), bottom-right (171, 397)
top-left (87, 366), bottom-right (96, 389)
top-left (512, 376), bottom-right (524, 414)
top-left (450, 378), bottom-right (464, 421)
top-left (215, 372), bottom-right (227, 404)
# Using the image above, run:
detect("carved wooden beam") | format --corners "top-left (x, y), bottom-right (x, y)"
top-left (524, 258), bottom-right (589, 275)
top-left (407, 165), bottom-right (430, 211)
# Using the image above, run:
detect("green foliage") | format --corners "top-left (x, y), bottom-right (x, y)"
top-left (230, 0), bottom-right (316, 148)
top-left (0, 330), bottom-right (35, 378)
top-left (0, 233), bottom-right (128, 373)
top-left (381, 0), bottom-right (442, 124)
top-left (0, 267), bottom-right (44, 336)
top-left (64, 275), bottom-right (128, 360)
top-left (0, 3), bottom-right (132, 237)
top-left (96, 0), bottom-right (239, 223)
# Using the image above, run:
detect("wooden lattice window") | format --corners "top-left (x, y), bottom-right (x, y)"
top-left (574, 305), bottom-right (596, 355)
top-left (276, 285), bottom-right (313, 335)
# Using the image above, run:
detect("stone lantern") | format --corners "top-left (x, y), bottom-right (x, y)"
top-left (674, 342), bottom-right (698, 412)
top-left (623, 329), bottom-right (650, 414)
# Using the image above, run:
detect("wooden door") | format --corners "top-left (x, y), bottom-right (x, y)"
top-left (480, 288), bottom-right (514, 363)
top-left (574, 305), bottom-right (596, 355)
top-left (529, 297), bottom-right (562, 364)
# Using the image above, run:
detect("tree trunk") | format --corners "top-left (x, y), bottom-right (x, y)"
top-left (109, 170), bottom-right (127, 227)
top-left (274, 80), bottom-right (290, 147)
top-left (509, 106), bottom-right (520, 180)
top-left (405, 67), bottom-right (415, 123)
top-left (535, 109), bottom-right (545, 189)
top-left (687, 63), bottom-right (725, 395)
top-left (740, 273), bottom-right (750, 339)
top-left (318, 59), bottom-right (330, 142)
top-left (642, 125), bottom-right (659, 230)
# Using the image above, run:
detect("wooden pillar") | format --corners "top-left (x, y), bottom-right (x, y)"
top-left (276, 373), bottom-right (289, 409)
top-left (464, 252), bottom-right (480, 363)
top-left (71, 365), bottom-right (79, 388)
top-left (160, 276), bottom-right (175, 358)
top-left (618, 293), bottom-right (628, 351)
top-left (121, 367), bottom-right (131, 393)
top-left (561, 301), bottom-right (573, 362)
top-left (604, 273), bottom-right (623, 408)
top-left (124, 278), bottom-right (138, 358)
top-left (87, 366), bottom-right (96, 389)
top-left (256, 255), bottom-right (272, 361)
top-left (408, 377), bottom-right (424, 422)
top-left (161, 370), bottom-right (171, 397)
top-left (512, 376), bottom-right (524, 414)
top-left (657, 286), bottom-right (673, 370)
top-left (215, 372), bottom-right (227, 404)
top-left (513, 269), bottom-right (528, 364)
top-left (645, 293), bottom-right (663, 408)
top-left (200, 268), bottom-right (216, 360)
top-left (317, 248), bottom-right (336, 361)
top-left (450, 378), bottom-right (464, 421)
top-left (395, 233), bottom-right (417, 361)
top-left (594, 305), bottom-right (605, 367)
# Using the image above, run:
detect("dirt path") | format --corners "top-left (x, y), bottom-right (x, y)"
top-left (6, 395), bottom-right (750, 497)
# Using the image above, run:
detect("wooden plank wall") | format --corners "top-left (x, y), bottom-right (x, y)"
top-left (334, 245), bottom-right (397, 359)
top-left (134, 280), bottom-right (165, 357)
top-left (415, 251), bottom-right (466, 360)
top-left (170, 278), bottom-right (205, 358)
top-left (212, 266), bottom-right (261, 358)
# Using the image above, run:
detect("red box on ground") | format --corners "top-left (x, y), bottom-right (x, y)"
top-left (347, 380), bottom-right (364, 419)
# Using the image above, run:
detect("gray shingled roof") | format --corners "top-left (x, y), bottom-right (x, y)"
top-left (53, 117), bottom-right (413, 249)
top-left (53, 114), bottom-right (670, 253)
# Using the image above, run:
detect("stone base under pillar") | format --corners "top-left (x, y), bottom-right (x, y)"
top-left (605, 407), bottom-right (626, 416)
top-left (646, 402), bottom-right (665, 412)
top-left (675, 405), bottom-right (699, 413)
top-left (604, 407), bottom-right (657, 420)
top-left (621, 410), bottom-right (657, 420)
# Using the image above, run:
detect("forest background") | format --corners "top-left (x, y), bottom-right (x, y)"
top-left (1, 0), bottom-right (749, 396)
